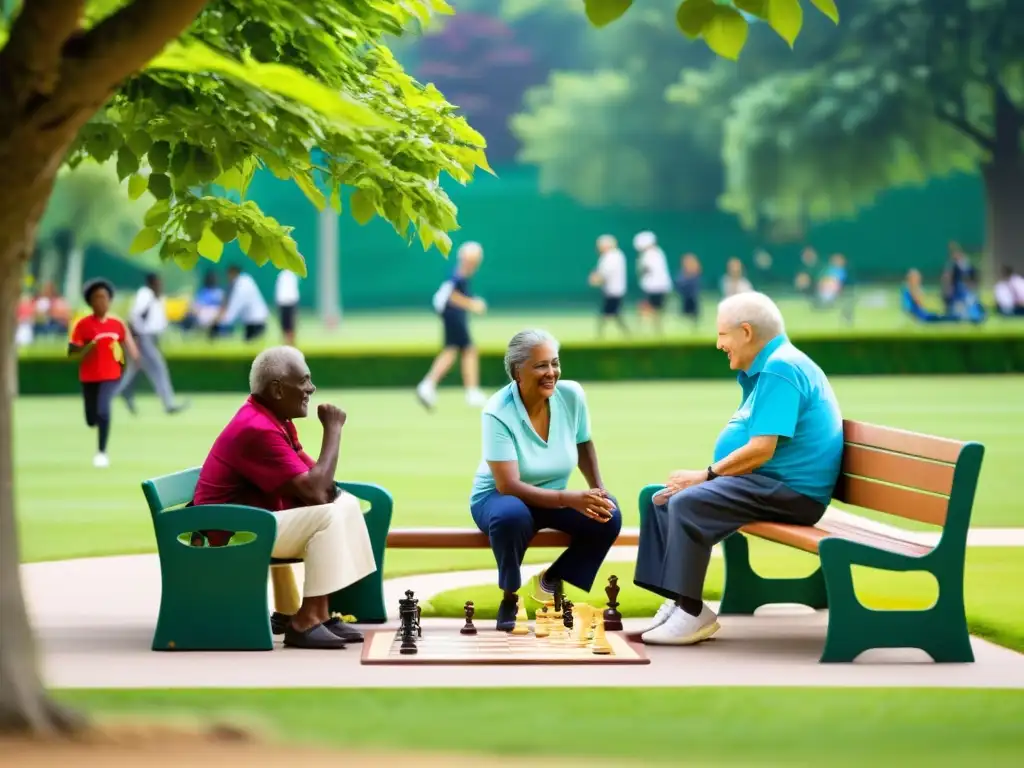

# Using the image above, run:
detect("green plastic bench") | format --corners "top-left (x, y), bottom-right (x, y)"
top-left (141, 467), bottom-right (393, 651)
top-left (638, 419), bottom-right (984, 663)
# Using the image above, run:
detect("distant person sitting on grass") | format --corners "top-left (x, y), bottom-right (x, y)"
top-left (470, 329), bottom-right (622, 632)
top-left (994, 265), bottom-right (1024, 317)
top-left (416, 241), bottom-right (488, 410)
top-left (67, 279), bottom-right (139, 469)
top-left (634, 292), bottom-right (842, 646)
top-left (901, 269), bottom-right (960, 323)
top-left (215, 265), bottom-right (270, 341)
top-left (192, 346), bottom-right (377, 650)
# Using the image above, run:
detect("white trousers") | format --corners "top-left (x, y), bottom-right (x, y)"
top-left (270, 492), bottom-right (377, 598)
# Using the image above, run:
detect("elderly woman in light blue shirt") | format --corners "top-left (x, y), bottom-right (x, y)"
top-left (470, 329), bottom-right (622, 631)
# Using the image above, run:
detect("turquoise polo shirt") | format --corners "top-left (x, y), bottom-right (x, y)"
top-left (471, 380), bottom-right (591, 506)
top-left (712, 334), bottom-right (843, 504)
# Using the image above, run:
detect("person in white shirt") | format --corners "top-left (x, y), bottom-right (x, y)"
top-left (994, 265), bottom-right (1024, 317)
top-left (588, 234), bottom-right (629, 337)
top-left (275, 269), bottom-right (301, 345)
top-left (633, 231), bottom-right (672, 333)
top-left (218, 265), bottom-right (270, 341)
top-left (116, 273), bottom-right (188, 415)
top-left (720, 257), bottom-right (753, 298)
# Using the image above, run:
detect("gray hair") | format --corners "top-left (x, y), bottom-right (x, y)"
top-left (458, 241), bottom-right (483, 261)
top-left (504, 329), bottom-right (559, 381)
top-left (717, 291), bottom-right (786, 339)
top-left (249, 346), bottom-right (307, 394)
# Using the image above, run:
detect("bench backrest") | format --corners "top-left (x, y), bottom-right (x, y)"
top-left (835, 420), bottom-right (984, 536)
top-left (141, 467), bottom-right (200, 518)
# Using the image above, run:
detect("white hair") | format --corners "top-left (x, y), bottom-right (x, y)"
top-left (249, 346), bottom-right (307, 394)
top-left (504, 329), bottom-right (559, 381)
top-left (633, 231), bottom-right (656, 251)
top-left (597, 234), bottom-right (617, 250)
top-left (458, 241), bottom-right (483, 261)
top-left (717, 291), bottom-right (786, 339)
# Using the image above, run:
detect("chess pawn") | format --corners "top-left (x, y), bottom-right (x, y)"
top-left (510, 596), bottom-right (530, 636)
top-left (591, 617), bottom-right (613, 655)
top-left (460, 601), bottom-right (477, 636)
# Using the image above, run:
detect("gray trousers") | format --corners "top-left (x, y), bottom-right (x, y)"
top-left (116, 332), bottom-right (176, 410)
top-left (634, 473), bottom-right (826, 602)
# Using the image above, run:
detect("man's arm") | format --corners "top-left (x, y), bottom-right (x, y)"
top-left (712, 371), bottom-right (800, 477)
top-left (279, 421), bottom-right (342, 506)
top-left (709, 435), bottom-right (778, 477)
top-left (448, 290), bottom-right (484, 312)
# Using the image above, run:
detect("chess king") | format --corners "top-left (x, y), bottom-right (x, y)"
top-left (468, 330), bottom-right (623, 631)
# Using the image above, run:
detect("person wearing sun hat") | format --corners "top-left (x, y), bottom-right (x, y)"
top-left (67, 278), bottom-right (139, 468)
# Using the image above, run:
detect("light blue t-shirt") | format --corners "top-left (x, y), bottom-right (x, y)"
top-left (712, 335), bottom-right (843, 504)
top-left (470, 380), bottom-right (591, 506)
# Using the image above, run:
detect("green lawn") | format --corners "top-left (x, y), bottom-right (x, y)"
top-left (55, 688), bottom-right (1024, 766)
top-left (422, 549), bottom-right (1024, 653)
top-left (18, 289), bottom-right (1024, 358)
top-left (14, 375), bottom-right (1024, 566)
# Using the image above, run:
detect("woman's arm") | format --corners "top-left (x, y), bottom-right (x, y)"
top-left (489, 460), bottom-right (572, 509)
top-left (576, 440), bottom-right (604, 490)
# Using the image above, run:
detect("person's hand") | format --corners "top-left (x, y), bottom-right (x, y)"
top-left (564, 489), bottom-right (615, 522)
top-left (653, 469), bottom-right (707, 505)
top-left (317, 403), bottom-right (347, 429)
top-left (472, 298), bottom-right (487, 314)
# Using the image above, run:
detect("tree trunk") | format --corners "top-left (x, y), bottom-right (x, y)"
top-left (982, 160), bottom-right (1024, 277)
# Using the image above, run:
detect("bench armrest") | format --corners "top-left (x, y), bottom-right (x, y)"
top-left (337, 481), bottom-right (393, 511)
top-left (153, 503), bottom-right (277, 542)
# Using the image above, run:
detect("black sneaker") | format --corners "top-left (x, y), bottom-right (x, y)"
top-left (324, 617), bottom-right (364, 643)
top-left (283, 622), bottom-right (347, 649)
top-left (271, 611), bottom-right (290, 635)
top-left (496, 598), bottom-right (518, 632)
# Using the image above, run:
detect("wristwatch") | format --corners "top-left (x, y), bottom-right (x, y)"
top-left (706, 466), bottom-right (719, 481)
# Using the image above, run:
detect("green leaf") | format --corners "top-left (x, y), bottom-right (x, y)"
top-left (676, 0), bottom-right (718, 39)
top-left (211, 219), bottom-right (238, 243)
top-left (144, 200), bottom-right (171, 227)
top-left (126, 130), bottom-right (152, 157)
top-left (238, 231), bottom-right (253, 254)
top-left (174, 247), bottom-right (200, 271)
top-left (329, 186), bottom-right (343, 214)
top-left (703, 6), bottom-right (749, 60)
top-left (115, 146), bottom-right (139, 181)
top-left (809, 0), bottom-right (839, 24)
top-left (184, 212), bottom-right (207, 241)
top-left (247, 235), bottom-right (271, 266)
top-left (767, 0), bottom-right (803, 47)
top-left (197, 228), bottom-right (225, 262)
top-left (734, 0), bottom-right (768, 19)
top-left (148, 141), bottom-right (171, 173)
top-left (350, 188), bottom-right (376, 225)
top-left (293, 172), bottom-right (327, 210)
top-left (583, 0), bottom-right (633, 28)
top-left (147, 173), bottom-right (172, 201)
top-left (129, 226), bottom-right (162, 254)
top-left (127, 173), bottom-right (149, 201)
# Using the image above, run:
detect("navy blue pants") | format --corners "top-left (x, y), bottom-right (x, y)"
top-left (634, 474), bottom-right (825, 602)
top-left (471, 491), bottom-right (623, 593)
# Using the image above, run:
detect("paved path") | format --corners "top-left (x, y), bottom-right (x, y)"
top-left (21, 543), bottom-right (1024, 691)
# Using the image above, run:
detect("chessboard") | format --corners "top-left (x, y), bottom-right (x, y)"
top-left (360, 627), bottom-right (650, 665)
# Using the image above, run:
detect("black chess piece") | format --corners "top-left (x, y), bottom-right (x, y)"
top-left (603, 574), bottom-right (623, 631)
top-left (460, 601), bottom-right (477, 635)
top-left (399, 590), bottom-right (418, 654)
top-left (553, 589), bottom-right (563, 614)
top-left (563, 599), bottom-right (574, 630)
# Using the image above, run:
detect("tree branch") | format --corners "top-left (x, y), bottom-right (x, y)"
top-left (0, 1), bottom-right (86, 106)
top-left (934, 105), bottom-right (995, 152)
top-left (48, 0), bottom-right (211, 113)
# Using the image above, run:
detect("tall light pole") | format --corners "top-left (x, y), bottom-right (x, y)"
top-left (317, 206), bottom-right (341, 328)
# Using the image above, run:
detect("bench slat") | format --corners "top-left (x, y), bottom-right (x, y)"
top-left (841, 444), bottom-right (955, 496)
top-left (844, 421), bottom-right (962, 464)
top-left (386, 527), bottom-right (641, 549)
top-left (834, 475), bottom-right (948, 526)
top-left (741, 519), bottom-right (932, 557)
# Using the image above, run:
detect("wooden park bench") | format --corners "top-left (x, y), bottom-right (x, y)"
top-left (640, 419), bottom-right (985, 664)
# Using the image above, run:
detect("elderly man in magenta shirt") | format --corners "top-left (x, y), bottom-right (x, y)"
top-left (634, 292), bottom-right (843, 646)
top-left (194, 346), bottom-right (376, 650)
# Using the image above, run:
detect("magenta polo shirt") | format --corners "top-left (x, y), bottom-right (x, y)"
top-left (194, 397), bottom-right (315, 546)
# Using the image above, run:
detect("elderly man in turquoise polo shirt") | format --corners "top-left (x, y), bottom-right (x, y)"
top-left (634, 291), bottom-right (843, 646)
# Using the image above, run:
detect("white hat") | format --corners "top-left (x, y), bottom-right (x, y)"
top-left (633, 231), bottom-right (656, 251)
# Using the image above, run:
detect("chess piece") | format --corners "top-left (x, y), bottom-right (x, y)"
top-left (591, 616), bottom-right (613, 655)
top-left (563, 599), bottom-right (574, 630)
top-left (535, 606), bottom-right (550, 638)
top-left (511, 596), bottom-right (530, 636)
top-left (460, 601), bottom-right (477, 635)
top-left (399, 590), bottom-right (418, 654)
top-left (603, 575), bottom-right (623, 631)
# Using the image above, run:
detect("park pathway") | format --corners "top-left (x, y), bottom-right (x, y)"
top-left (20, 518), bottom-right (1024, 691)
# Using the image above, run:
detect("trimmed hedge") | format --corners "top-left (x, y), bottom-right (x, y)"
top-left (17, 334), bottom-right (1024, 396)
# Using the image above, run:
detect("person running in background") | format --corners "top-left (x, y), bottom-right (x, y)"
top-left (276, 269), bottom-right (300, 345)
top-left (68, 279), bottom-right (139, 468)
top-left (588, 234), bottom-right (629, 338)
top-left (675, 253), bottom-right (702, 328)
top-left (416, 242), bottom-right (488, 410)
top-left (720, 257), bottom-right (753, 298)
top-left (117, 272), bottom-right (188, 416)
top-left (994, 265), bottom-right (1024, 317)
top-left (633, 231), bottom-right (672, 334)
top-left (217, 265), bottom-right (270, 342)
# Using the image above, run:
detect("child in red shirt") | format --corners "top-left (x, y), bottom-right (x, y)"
top-left (68, 279), bottom-right (139, 468)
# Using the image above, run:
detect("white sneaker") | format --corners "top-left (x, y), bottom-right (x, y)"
top-left (637, 599), bottom-right (676, 634)
top-left (466, 388), bottom-right (487, 407)
top-left (641, 604), bottom-right (720, 646)
top-left (93, 452), bottom-right (109, 468)
top-left (416, 381), bottom-right (437, 410)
